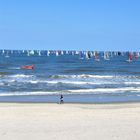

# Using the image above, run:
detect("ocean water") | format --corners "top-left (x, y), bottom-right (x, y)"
top-left (0, 50), bottom-right (140, 103)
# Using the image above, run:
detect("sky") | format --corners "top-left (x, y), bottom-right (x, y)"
top-left (0, 0), bottom-right (140, 51)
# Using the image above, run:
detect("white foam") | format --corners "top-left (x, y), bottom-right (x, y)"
top-left (8, 67), bottom-right (21, 70)
top-left (0, 91), bottom-right (59, 96)
top-left (124, 82), bottom-right (140, 85)
top-left (51, 74), bottom-right (114, 79)
top-left (29, 81), bottom-right (38, 84)
top-left (0, 87), bottom-right (140, 96)
top-left (4, 79), bottom-right (140, 86)
top-left (12, 80), bottom-right (115, 85)
top-left (45, 81), bottom-right (114, 85)
top-left (77, 74), bottom-right (114, 78)
top-left (9, 74), bottom-right (34, 78)
top-left (7, 80), bottom-right (17, 83)
top-left (0, 83), bottom-right (5, 86)
top-left (67, 87), bottom-right (140, 93)
top-left (51, 74), bottom-right (140, 80)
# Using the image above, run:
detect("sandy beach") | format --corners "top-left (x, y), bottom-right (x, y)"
top-left (0, 103), bottom-right (140, 140)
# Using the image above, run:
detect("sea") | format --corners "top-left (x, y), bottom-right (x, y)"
top-left (0, 50), bottom-right (140, 103)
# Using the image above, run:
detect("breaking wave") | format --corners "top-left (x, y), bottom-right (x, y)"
top-left (67, 87), bottom-right (140, 93)
top-left (49, 74), bottom-right (140, 79)
top-left (9, 74), bottom-right (35, 78)
top-left (49, 74), bottom-right (114, 79)
top-left (0, 87), bottom-right (140, 96)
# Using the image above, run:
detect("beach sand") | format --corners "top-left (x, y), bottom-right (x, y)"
top-left (0, 103), bottom-right (140, 140)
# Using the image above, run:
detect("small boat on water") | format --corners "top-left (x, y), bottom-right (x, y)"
top-left (21, 65), bottom-right (34, 70)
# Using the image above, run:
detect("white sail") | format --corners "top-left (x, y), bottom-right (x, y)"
top-left (75, 51), bottom-right (79, 55)
top-left (104, 52), bottom-right (110, 60)
top-left (85, 52), bottom-right (89, 59)
top-left (56, 51), bottom-right (59, 56)
top-left (93, 51), bottom-right (96, 57)
top-left (47, 51), bottom-right (50, 56)
top-left (61, 51), bottom-right (64, 55)
top-left (27, 50), bottom-right (30, 56)
top-left (2, 50), bottom-right (5, 54)
top-left (38, 50), bottom-right (41, 56)
top-left (30, 50), bottom-right (34, 55)
top-left (90, 51), bottom-right (93, 57)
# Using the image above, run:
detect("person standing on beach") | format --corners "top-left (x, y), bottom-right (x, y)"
top-left (60, 95), bottom-right (64, 104)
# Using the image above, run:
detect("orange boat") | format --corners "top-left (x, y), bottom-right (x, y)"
top-left (21, 65), bottom-right (34, 70)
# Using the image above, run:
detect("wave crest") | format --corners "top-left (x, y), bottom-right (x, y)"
top-left (49, 74), bottom-right (114, 79)
top-left (9, 74), bottom-right (34, 78)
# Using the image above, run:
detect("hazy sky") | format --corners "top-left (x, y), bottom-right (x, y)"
top-left (0, 0), bottom-right (140, 51)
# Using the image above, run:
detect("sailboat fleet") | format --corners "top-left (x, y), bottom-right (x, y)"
top-left (0, 50), bottom-right (140, 62)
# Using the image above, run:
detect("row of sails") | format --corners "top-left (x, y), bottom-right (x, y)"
top-left (0, 50), bottom-right (140, 62)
